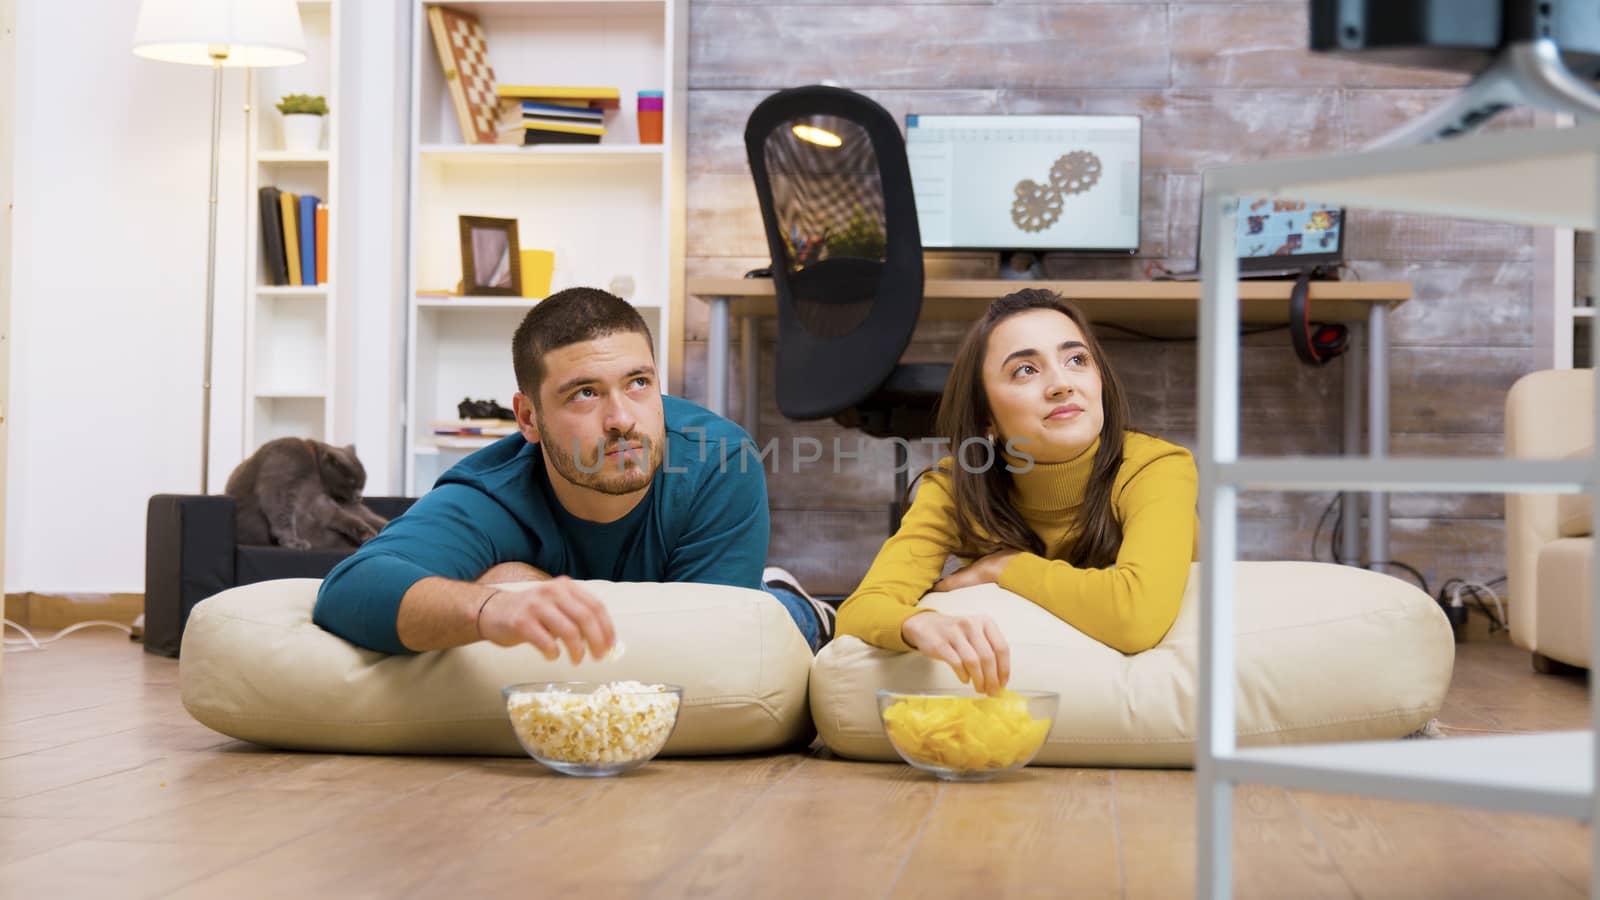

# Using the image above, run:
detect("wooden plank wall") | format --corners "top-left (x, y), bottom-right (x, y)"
top-left (681, 1), bottom-right (1537, 599)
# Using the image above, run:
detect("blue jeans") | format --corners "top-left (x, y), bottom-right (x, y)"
top-left (764, 584), bottom-right (821, 653)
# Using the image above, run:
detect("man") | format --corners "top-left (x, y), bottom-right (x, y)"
top-left (315, 287), bottom-right (834, 657)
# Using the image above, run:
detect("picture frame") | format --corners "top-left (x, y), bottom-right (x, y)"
top-left (458, 215), bottom-right (522, 296)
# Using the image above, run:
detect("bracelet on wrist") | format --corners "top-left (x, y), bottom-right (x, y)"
top-left (475, 590), bottom-right (500, 640)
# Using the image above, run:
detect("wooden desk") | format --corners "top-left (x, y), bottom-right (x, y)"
top-left (695, 277), bottom-right (1408, 327)
top-left (688, 276), bottom-right (1411, 564)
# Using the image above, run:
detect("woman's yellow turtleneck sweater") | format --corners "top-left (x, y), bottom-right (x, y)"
top-left (836, 431), bottom-right (1198, 655)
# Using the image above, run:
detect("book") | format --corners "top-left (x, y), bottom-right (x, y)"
top-left (427, 6), bottom-right (499, 144)
top-left (529, 99), bottom-right (594, 109)
top-left (315, 203), bottom-right (328, 285)
top-left (522, 119), bottom-right (605, 137)
top-left (520, 118), bottom-right (607, 134)
top-left (432, 418), bottom-right (517, 436)
top-left (522, 130), bottom-right (603, 146)
top-left (258, 186), bottom-right (288, 286)
top-left (496, 117), bottom-right (608, 136)
top-left (279, 191), bottom-right (302, 286)
top-left (433, 435), bottom-right (503, 449)
top-left (498, 99), bottom-right (603, 123)
top-left (495, 124), bottom-right (604, 146)
top-left (298, 194), bottom-right (319, 286)
top-left (495, 84), bottom-right (621, 109)
top-left (494, 123), bottom-right (527, 145)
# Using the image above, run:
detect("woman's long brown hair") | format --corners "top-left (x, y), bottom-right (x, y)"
top-left (929, 288), bottom-right (1132, 568)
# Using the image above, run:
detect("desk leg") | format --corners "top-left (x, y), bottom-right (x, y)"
top-left (1367, 303), bottom-right (1391, 567)
top-left (1341, 321), bottom-right (1364, 566)
top-left (740, 317), bottom-right (759, 435)
top-left (707, 295), bottom-right (729, 417)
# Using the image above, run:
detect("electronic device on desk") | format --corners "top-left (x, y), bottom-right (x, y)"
top-left (1240, 195), bottom-right (1350, 368)
top-left (1162, 193), bottom-right (1349, 367)
top-left (903, 114), bottom-right (1142, 270)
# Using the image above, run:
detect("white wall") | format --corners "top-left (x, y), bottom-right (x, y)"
top-left (5, 0), bottom-right (411, 594)
top-left (8, 0), bottom-right (251, 592)
top-left (340, 0), bottom-right (409, 496)
top-left (0, 0), bottom-right (13, 643)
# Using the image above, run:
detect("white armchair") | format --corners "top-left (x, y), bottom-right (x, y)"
top-left (1505, 368), bottom-right (1593, 672)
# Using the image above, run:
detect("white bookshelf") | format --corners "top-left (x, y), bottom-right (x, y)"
top-left (1195, 123), bottom-right (1600, 899)
top-left (403, 0), bottom-right (686, 496)
top-left (244, 0), bottom-right (339, 448)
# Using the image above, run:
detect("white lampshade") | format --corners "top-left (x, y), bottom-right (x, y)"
top-left (133, 0), bottom-right (307, 68)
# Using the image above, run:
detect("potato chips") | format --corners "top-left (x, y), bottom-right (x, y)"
top-left (881, 692), bottom-right (1052, 771)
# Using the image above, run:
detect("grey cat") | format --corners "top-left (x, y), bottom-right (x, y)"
top-left (225, 438), bottom-right (388, 550)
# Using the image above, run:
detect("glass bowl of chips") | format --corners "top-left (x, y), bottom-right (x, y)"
top-left (502, 681), bottom-right (682, 777)
top-left (876, 689), bottom-right (1057, 782)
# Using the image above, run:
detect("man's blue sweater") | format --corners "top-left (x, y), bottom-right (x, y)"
top-left (314, 396), bottom-right (768, 654)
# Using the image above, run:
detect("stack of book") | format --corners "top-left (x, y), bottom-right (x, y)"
top-left (258, 186), bottom-right (327, 286)
top-left (432, 418), bottom-right (517, 449)
top-left (494, 85), bottom-right (620, 146)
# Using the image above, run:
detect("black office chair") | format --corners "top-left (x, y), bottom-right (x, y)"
top-left (745, 85), bottom-right (949, 533)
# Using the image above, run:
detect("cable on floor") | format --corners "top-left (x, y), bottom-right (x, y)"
top-left (3, 618), bottom-right (134, 652)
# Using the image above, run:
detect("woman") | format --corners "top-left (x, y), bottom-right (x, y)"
top-left (835, 288), bottom-right (1198, 694)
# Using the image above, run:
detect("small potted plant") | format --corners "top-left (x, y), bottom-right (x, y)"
top-left (277, 94), bottom-right (328, 153)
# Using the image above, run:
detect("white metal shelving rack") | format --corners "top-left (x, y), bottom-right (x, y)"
top-left (1196, 123), bottom-right (1600, 899)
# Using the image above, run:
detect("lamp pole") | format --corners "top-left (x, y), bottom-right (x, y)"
top-left (200, 49), bottom-right (226, 493)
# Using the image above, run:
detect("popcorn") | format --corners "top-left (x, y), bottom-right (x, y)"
top-left (506, 681), bottom-right (678, 765)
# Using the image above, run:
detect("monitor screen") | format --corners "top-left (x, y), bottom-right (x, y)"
top-left (904, 114), bottom-right (1142, 252)
top-left (1234, 195), bottom-right (1344, 272)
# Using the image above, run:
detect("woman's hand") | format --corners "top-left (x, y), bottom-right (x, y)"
top-left (932, 551), bottom-right (1018, 593)
top-left (900, 612), bottom-right (1011, 695)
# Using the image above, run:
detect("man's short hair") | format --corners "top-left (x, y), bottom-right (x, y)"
top-left (512, 287), bottom-right (654, 397)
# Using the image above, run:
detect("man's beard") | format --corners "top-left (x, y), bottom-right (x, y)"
top-left (537, 411), bottom-right (663, 496)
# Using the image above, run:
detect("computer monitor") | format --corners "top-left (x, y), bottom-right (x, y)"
top-left (904, 114), bottom-right (1141, 253)
top-left (1232, 195), bottom-right (1345, 274)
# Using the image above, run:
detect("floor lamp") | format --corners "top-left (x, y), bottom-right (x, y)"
top-left (132, 0), bottom-right (306, 493)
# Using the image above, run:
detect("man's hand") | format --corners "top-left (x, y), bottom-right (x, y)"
top-left (478, 577), bottom-right (616, 663)
top-left (900, 611), bottom-right (1011, 696)
top-left (932, 551), bottom-right (1018, 593)
top-left (476, 561), bottom-right (552, 585)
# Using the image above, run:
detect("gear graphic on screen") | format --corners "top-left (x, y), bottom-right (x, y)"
top-left (1049, 150), bottom-right (1102, 195)
top-left (1011, 179), bottom-right (1064, 233)
top-left (1011, 150), bottom-right (1103, 233)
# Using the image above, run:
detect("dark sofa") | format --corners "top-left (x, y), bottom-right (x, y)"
top-left (143, 494), bottom-right (417, 657)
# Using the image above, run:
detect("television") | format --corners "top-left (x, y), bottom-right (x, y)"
top-left (1232, 195), bottom-right (1345, 274)
top-left (904, 114), bottom-right (1142, 253)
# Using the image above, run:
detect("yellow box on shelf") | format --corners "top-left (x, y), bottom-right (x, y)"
top-left (520, 250), bottom-right (555, 299)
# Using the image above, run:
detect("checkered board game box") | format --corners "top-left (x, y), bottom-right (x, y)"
top-left (427, 6), bottom-right (498, 145)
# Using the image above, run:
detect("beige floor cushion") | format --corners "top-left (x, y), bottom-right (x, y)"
top-left (181, 578), bottom-right (813, 756)
top-left (811, 561), bottom-right (1454, 767)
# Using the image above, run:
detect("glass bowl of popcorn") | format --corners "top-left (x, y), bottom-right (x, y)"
top-left (876, 689), bottom-right (1058, 782)
top-left (502, 681), bottom-right (683, 777)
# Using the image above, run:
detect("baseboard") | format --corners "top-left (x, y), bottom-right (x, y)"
top-left (3, 592), bottom-right (144, 630)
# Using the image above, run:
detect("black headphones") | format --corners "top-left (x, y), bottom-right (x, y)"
top-left (1289, 267), bottom-right (1349, 366)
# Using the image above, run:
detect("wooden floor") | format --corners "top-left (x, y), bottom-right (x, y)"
top-left (0, 632), bottom-right (1592, 899)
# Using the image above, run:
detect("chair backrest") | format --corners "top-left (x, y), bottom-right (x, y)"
top-left (1504, 367), bottom-right (1592, 651)
top-left (744, 85), bottom-right (924, 420)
